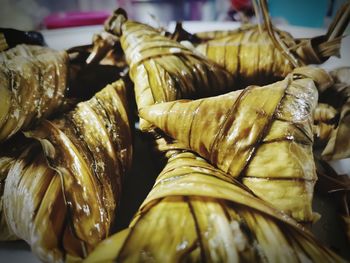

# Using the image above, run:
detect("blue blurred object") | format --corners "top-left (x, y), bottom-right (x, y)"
top-left (268, 0), bottom-right (329, 28)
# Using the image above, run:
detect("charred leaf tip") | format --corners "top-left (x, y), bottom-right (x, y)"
top-left (175, 21), bottom-right (183, 29)
top-left (105, 8), bottom-right (128, 36)
top-left (114, 8), bottom-right (128, 20)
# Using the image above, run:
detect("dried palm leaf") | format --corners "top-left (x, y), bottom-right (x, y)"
top-left (314, 103), bottom-right (338, 124)
top-left (195, 26), bottom-right (296, 87)
top-left (85, 151), bottom-right (345, 263)
top-left (0, 79), bottom-right (132, 262)
top-left (139, 67), bottom-right (332, 223)
top-left (104, 9), bottom-right (234, 131)
top-left (0, 155), bottom-right (16, 240)
top-left (195, 25), bottom-right (256, 42)
top-left (0, 44), bottom-right (69, 143)
top-left (316, 67), bottom-right (350, 160)
top-left (66, 32), bottom-right (130, 103)
top-left (0, 135), bottom-right (32, 241)
top-left (313, 103), bottom-right (338, 143)
top-left (84, 32), bottom-right (127, 68)
top-left (189, 0), bottom-right (350, 88)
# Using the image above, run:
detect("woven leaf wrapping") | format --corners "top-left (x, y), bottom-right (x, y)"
top-left (195, 25), bottom-right (341, 89)
top-left (104, 9), bottom-right (234, 131)
top-left (0, 45), bottom-right (68, 142)
top-left (190, 0), bottom-right (350, 89)
top-left (85, 151), bottom-right (344, 263)
top-left (139, 67), bottom-right (332, 223)
top-left (0, 79), bottom-right (132, 262)
top-left (320, 67), bottom-right (350, 160)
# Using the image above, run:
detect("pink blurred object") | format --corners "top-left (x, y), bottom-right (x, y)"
top-left (231, 0), bottom-right (252, 11)
top-left (43, 11), bottom-right (110, 29)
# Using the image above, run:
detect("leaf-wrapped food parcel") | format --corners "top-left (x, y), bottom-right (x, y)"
top-left (191, 1), bottom-right (349, 88)
top-left (194, 24), bottom-right (343, 88)
top-left (0, 79), bottom-right (132, 262)
top-left (0, 44), bottom-right (68, 143)
top-left (140, 67), bottom-right (331, 223)
top-left (85, 151), bottom-right (344, 263)
top-left (0, 155), bottom-right (17, 241)
top-left (313, 103), bottom-right (338, 143)
top-left (318, 67), bottom-right (350, 160)
top-left (195, 27), bottom-right (295, 87)
top-left (0, 135), bottom-right (33, 241)
top-left (104, 9), bottom-right (234, 131)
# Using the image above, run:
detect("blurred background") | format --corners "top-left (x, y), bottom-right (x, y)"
top-left (0, 0), bottom-right (348, 30)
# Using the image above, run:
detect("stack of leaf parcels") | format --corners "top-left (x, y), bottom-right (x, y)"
top-left (1, 2), bottom-right (349, 262)
top-left (83, 8), bottom-right (348, 263)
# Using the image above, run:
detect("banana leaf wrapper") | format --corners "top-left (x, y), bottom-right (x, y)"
top-left (318, 67), bottom-right (350, 160)
top-left (85, 151), bottom-right (345, 263)
top-left (0, 44), bottom-right (68, 143)
top-left (104, 9), bottom-right (234, 131)
top-left (139, 67), bottom-right (332, 223)
top-left (0, 79), bottom-right (132, 262)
